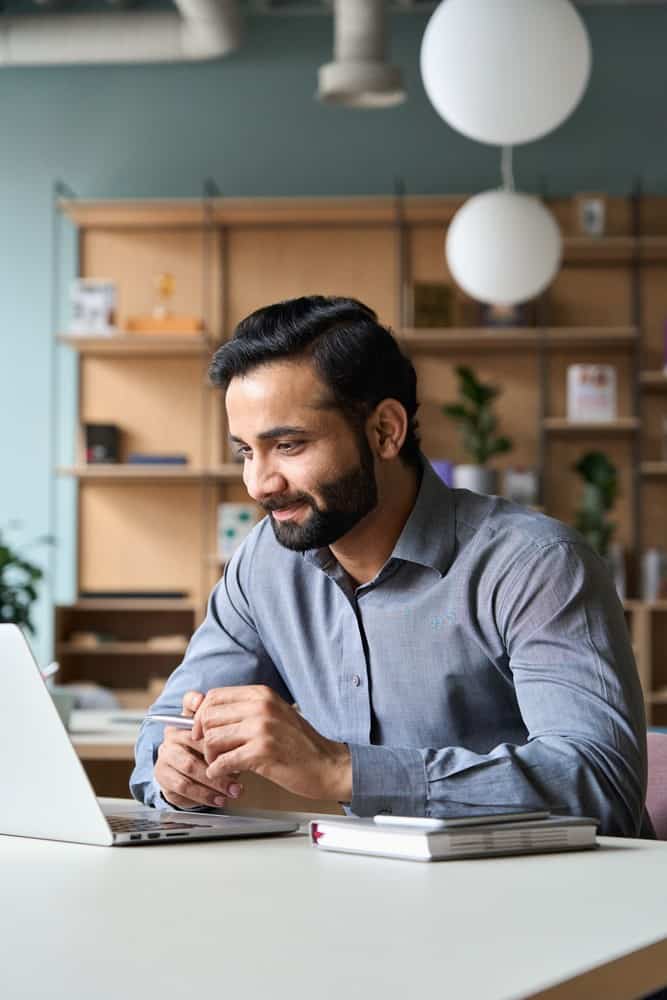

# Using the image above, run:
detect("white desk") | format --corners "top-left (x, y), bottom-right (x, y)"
top-left (1, 800), bottom-right (667, 1000)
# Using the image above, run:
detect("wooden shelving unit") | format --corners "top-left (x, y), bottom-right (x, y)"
top-left (57, 334), bottom-right (213, 356)
top-left (642, 463), bottom-right (667, 478)
top-left (542, 418), bottom-right (640, 434)
top-left (400, 326), bottom-right (638, 354)
top-left (57, 464), bottom-right (243, 482)
top-left (641, 371), bottom-right (667, 389)
top-left (53, 191), bottom-right (667, 719)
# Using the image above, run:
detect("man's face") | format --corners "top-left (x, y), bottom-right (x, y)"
top-left (226, 361), bottom-right (378, 551)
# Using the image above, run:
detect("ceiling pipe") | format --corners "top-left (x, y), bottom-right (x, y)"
top-left (317, 0), bottom-right (405, 109)
top-left (0, 0), bottom-right (241, 66)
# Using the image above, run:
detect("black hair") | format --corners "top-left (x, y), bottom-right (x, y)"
top-left (208, 295), bottom-right (421, 469)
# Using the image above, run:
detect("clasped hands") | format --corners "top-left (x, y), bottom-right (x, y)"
top-left (154, 685), bottom-right (352, 811)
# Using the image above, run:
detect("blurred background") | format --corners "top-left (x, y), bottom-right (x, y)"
top-left (2, 0), bottom-right (667, 797)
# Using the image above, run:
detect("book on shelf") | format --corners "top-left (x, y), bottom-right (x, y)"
top-left (127, 454), bottom-right (188, 464)
top-left (309, 812), bottom-right (598, 863)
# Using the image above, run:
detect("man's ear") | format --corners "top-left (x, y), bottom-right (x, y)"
top-left (369, 399), bottom-right (408, 460)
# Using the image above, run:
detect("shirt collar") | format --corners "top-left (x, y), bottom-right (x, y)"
top-left (303, 454), bottom-right (455, 579)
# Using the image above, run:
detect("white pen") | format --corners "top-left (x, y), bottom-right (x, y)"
top-left (41, 661), bottom-right (59, 680)
top-left (144, 713), bottom-right (195, 729)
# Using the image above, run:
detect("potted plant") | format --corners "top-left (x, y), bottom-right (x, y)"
top-left (572, 451), bottom-right (624, 596)
top-left (442, 365), bottom-right (512, 494)
top-left (0, 523), bottom-right (54, 636)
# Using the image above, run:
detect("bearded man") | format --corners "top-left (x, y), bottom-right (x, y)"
top-left (131, 295), bottom-right (651, 837)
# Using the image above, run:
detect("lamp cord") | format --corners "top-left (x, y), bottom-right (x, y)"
top-left (501, 146), bottom-right (515, 192)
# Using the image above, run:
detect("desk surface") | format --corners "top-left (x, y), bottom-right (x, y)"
top-left (1, 799), bottom-right (667, 1000)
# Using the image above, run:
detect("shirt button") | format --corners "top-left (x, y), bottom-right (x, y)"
top-left (351, 674), bottom-right (361, 687)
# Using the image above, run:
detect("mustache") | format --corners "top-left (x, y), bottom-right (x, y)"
top-left (261, 495), bottom-right (313, 513)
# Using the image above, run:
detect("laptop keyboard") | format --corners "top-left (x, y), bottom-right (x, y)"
top-left (107, 814), bottom-right (213, 833)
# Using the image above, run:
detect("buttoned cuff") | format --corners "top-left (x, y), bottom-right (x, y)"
top-left (347, 743), bottom-right (427, 817)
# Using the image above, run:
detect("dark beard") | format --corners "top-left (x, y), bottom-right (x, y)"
top-left (264, 434), bottom-right (378, 552)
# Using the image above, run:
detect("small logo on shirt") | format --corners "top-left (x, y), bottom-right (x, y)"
top-left (431, 612), bottom-right (456, 630)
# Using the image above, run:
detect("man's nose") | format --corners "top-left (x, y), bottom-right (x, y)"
top-left (243, 458), bottom-right (287, 502)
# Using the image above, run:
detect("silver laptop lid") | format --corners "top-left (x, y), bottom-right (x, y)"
top-left (0, 624), bottom-right (113, 846)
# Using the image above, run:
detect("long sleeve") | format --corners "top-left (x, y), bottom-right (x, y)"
top-left (347, 541), bottom-right (649, 837)
top-left (130, 543), bottom-right (292, 808)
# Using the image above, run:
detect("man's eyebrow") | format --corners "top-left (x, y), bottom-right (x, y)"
top-left (229, 426), bottom-right (311, 444)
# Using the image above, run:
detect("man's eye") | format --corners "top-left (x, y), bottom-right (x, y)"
top-left (277, 441), bottom-right (304, 453)
top-left (235, 447), bottom-right (251, 459)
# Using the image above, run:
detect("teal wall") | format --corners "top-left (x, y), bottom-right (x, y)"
top-left (1, 7), bottom-right (666, 664)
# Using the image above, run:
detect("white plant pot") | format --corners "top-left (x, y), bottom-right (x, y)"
top-left (453, 465), bottom-right (498, 495)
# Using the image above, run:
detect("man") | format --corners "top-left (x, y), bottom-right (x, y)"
top-left (131, 295), bottom-right (651, 836)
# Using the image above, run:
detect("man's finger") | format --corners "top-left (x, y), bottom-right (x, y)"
top-left (200, 685), bottom-right (275, 709)
top-left (202, 720), bottom-right (248, 765)
top-left (206, 745), bottom-right (251, 782)
top-left (199, 700), bottom-right (261, 735)
top-left (159, 737), bottom-right (242, 797)
top-left (182, 690), bottom-right (205, 718)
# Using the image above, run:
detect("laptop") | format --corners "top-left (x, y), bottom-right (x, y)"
top-left (0, 624), bottom-right (298, 846)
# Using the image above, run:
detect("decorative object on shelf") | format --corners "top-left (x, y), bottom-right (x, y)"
top-left (0, 522), bottom-right (54, 636)
top-left (503, 467), bottom-right (539, 507)
top-left (566, 365), bottom-right (617, 422)
top-left (442, 365), bottom-right (512, 495)
top-left (153, 271), bottom-right (175, 320)
top-left (429, 459), bottom-right (454, 487)
top-left (217, 503), bottom-right (260, 561)
top-left (409, 282), bottom-right (455, 327)
top-left (145, 634), bottom-right (189, 651)
top-left (84, 423), bottom-right (120, 464)
top-left (127, 453), bottom-right (188, 465)
top-left (420, 0), bottom-right (591, 147)
top-left (446, 189), bottom-right (562, 306)
top-left (573, 193), bottom-right (607, 237)
top-left (642, 548), bottom-right (667, 601)
top-left (125, 272), bottom-right (203, 336)
top-left (479, 301), bottom-right (534, 328)
top-left (69, 278), bottom-right (116, 336)
top-left (572, 451), bottom-right (618, 559)
top-left (606, 542), bottom-right (626, 601)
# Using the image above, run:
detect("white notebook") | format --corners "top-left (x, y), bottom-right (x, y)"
top-left (309, 814), bottom-right (598, 863)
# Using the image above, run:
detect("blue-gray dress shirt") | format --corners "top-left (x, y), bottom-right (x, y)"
top-left (131, 456), bottom-right (651, 837)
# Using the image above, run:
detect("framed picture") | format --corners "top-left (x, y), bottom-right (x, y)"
top-left (408, 282), bottom-right (455, 328)
top-left (572, 193), bottom-right (607, 237)
top-left (69, 279), bottom-right (117, 336)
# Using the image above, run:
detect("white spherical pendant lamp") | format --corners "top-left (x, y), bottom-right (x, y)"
top-left (420, 0), bottom-right (592, 146)
top-left (446, 190), bottom-right (562, 306)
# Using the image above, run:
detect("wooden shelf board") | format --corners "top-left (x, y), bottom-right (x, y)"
top-left (57, 642), bottom-right (188, 656)
top-left (400, 327), bottom-right (638, 353)
top-left (640, 236), bottom-right (667, 261)
top-left (562, 237), bottom-right (636, 263)
top-left (640, 371), bottom-right (667, 389)
top-left (207, 464), bottom-right (246, 482)
top-left (56, 198), bottom-right (667, 254)
top-left (542, 418), bottom-right (640, 433)
top-left (57, 464), bottom-right (244, 482)
top-left (66, 599), bottom-right (194, 612)
top-left (647, 690), bottom-right (667, 705)
top-left (59, 195), bottom-right (466, 229)
top-left (544, 327), bottom-right (638, 347)
top-left (641, 463), bottom-right (667, 478)
top-left (57, 333), bottom-right (217, 356)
